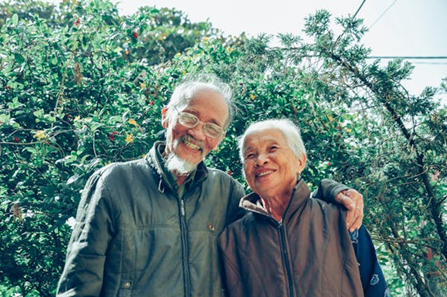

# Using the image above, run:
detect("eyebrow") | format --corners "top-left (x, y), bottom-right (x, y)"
top-left (182, 109), bottom-right (222, 127)
top-left (244, 139), bottom-right (282, 151)
top-left (243, 147), bottom-right (252, 154)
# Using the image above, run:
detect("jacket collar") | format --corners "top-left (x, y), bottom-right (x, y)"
top-left (146, 141), bottom-right (209, 193)
top-left (239, 178), bottom-right (311, 221)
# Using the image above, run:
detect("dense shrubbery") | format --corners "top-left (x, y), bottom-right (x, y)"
top-left (1, 1), bottom-right (446, 296)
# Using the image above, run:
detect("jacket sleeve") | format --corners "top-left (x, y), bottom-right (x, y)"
top-left (225, 179), bottom-right (247, 225)
top-left (350, 225), bottom-right (390, 297)
top-left (311, 178), bottom-right (349, 203)
top-left (57, 169), bottom-right (115, 297)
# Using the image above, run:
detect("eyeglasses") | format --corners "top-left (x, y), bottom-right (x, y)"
top-left (174, 107), bottom-right (224, 139)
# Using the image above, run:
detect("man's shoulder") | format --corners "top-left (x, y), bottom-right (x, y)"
top-left (223, 211), bottom-right (255, 232)
top-left (207, 166), bottom-right (238, 179)
top-left (206, 167), bottom-right (241, 185)
top-left (309, 196), bottom-right (341, 210)
top-left (307, 197), bottom-right (347, 223)
top-left (93, 158), bottom-right (151, 182)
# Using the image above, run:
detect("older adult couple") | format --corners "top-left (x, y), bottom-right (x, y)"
top-left (57, 75), bottom-right (387, 296)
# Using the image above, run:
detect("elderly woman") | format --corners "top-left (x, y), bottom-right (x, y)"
top-left (218, 119), bottom-right (389, 297)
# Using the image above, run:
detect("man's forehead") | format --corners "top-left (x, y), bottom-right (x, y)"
top-left (183, 92), bottom-right (229, 123)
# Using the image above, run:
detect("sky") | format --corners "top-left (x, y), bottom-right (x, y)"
top-left (45, 0), bottom-right (447, 105)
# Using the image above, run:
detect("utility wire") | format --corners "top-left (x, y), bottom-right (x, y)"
top-left (366, 56), bottom-right (447, 65)
top-left (334, 0), bottom-right (367, 46)
top-left (341, 1), bottom-right (447, 66)
top-left (353, 0), bottom-right (367, 19)
top-left (367, 56), bottom-right (447, 59)
top-left (412, 62), bottom-right (447, 65)
top-left (369, 0), bottom-right (398, 29)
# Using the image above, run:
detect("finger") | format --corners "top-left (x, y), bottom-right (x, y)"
top-left (341, 195), bottom-right (356, 229)
top-left (335, 193), bottom-right (344, 204)
top-left (340, 190), bottom-right (364, 231)
top-left (345, 189), bottom-right (364, 210)
top-left (346, 190), bottom-right (364, 231)
top-left (349, 206), bottom-right (364, 232)
top-left (339, 193), bottom-right (355, 210)
top-left (346, 208), bottom-right (354, 230)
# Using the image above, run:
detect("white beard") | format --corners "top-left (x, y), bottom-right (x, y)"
top-left (165, 152), bottom-right (197, 175)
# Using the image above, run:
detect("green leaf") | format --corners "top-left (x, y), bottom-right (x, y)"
top-left (7, 97), bottom-right (24, 109)
top-left (66, 174), bottom-right (80, 185)
top-left (0, 114), bottom-right (11, 123)
top-left (12, 14), bottom-right (18, 26)
top-left (14, 53), bottom-right (25, 64)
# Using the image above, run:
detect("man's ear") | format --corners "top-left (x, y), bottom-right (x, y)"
top-left (297, 154), bottom-right (307, 173)
top-left (161, 106), bottom-right (168, 128)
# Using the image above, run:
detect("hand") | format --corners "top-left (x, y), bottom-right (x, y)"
top-left (335, 189), bottom-right (364, 232)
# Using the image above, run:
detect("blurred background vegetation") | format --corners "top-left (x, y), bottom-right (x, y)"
top-left (0, 0), bottom-right (446, 296)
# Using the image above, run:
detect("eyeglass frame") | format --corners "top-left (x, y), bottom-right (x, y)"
top-left (172, 106), bottom-right (225, 139)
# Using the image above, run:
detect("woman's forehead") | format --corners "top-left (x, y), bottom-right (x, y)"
top-left (243, 129), bottom-right (287, 148)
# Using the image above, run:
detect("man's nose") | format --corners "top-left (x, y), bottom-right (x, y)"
top-left (188, 122), bottom-right (206, 140)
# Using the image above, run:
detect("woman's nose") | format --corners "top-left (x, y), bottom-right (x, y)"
top-left (255, 153), bottom-right (268, 166)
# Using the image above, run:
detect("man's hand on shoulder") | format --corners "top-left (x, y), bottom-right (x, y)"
top-left (336, 189), bottom-right (364, 232)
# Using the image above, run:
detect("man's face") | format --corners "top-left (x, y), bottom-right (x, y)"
top-left (162, 90), bottom-right (228, 169)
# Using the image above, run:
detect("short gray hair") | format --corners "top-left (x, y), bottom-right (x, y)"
top-left (165, 75), bottom-right (235, 130)
top-left (238, 119), bottom-right (307, 163)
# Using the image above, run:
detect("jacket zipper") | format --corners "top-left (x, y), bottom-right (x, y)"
top-left (179, 197), bottom-right (191, 296)
top-left (278, 221), bottom-right (294, 297)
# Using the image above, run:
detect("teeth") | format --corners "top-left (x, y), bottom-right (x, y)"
top-left (257, 171), bottom-right (273, 177)
top-left (185, 141), bottom-right (200, 150)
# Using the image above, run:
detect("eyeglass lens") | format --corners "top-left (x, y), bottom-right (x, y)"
top-left (178, 112), bottom-right (223, 138)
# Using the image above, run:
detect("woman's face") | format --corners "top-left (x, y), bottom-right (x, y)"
top-left (242, 128), bottom-right (306, 199)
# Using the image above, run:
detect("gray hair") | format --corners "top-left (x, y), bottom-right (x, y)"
top-left (165, 75), bottom-right (235, 130)
top-left (238, 119), bottom-right (307, 163)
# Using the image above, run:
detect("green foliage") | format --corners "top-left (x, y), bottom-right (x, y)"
top-left (1, 0), bottom-right (446, 296)
top-left (302, 10), bottom-right (447, 296)
top-left (0, 0), bottom-right (221, 295)
top-left (0, 0), bottom-right (57, 28)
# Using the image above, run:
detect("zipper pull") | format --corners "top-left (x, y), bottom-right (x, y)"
top-left (180, 199), bottom-right (186, 217)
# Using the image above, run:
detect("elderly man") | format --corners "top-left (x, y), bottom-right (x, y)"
top-left (57, 76), bottom-right (363, 296)
top-left (218, 119), bottom-right (389, 297)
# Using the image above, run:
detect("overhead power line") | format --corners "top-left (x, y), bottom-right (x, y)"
top-left (367, 56), bottom-right (447, 59)
top-left (353, 0), bottom-right (367, 19)
top-left (412, 62), bottom-right (447, 65)
top-left (369, 0), bottom-right (399, 29)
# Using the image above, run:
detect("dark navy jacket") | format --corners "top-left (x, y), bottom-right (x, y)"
top-left (350, 226), bottom-right (390, 296)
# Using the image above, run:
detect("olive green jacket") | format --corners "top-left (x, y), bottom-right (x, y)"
top-left (57, 142), bottom-right (245, 296)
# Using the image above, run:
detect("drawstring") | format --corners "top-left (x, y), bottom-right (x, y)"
top-left (158, 178), bottom-right (165, 193)
top-left (145, 151), bottom-right (166, 194)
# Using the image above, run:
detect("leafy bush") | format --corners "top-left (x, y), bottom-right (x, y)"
top-left (1, 1), bottom-right (446, 296)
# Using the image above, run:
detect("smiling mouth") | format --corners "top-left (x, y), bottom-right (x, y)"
top-left (183, 139), bottom-right (202, 151)
top-left (256, 170), bottom-right (274, 177)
